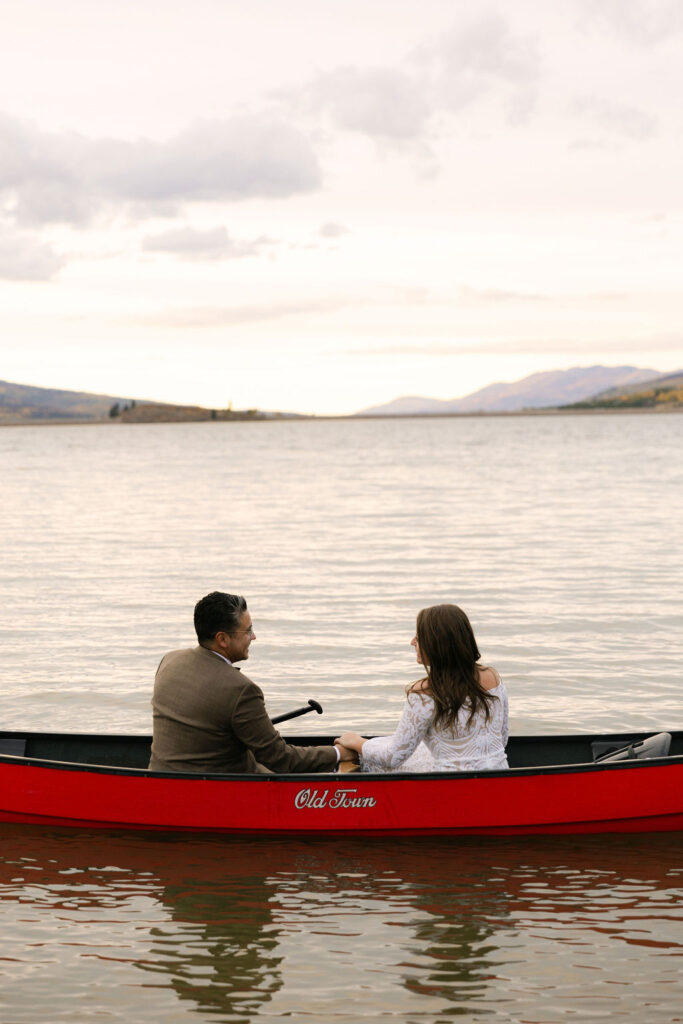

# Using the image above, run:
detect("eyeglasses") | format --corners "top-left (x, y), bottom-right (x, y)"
top-left (215, 625), bottom-right (255, 639)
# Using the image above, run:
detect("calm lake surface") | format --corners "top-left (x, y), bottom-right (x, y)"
top-left (1, 413), bottom-right (682, 1022)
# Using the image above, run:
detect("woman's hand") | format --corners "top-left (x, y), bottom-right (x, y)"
top-left (335, 732), bottom-right (366, 754)
top-left (334, 740), bottom-right (358, 762)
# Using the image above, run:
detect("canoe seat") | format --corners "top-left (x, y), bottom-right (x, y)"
top-left (592, 732), bottom-right (672, 763)
top-left (0, 738), bottom-right (27, 757)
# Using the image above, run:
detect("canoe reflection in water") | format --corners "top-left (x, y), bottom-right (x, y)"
top-left (0, 827), bottom-right (682, 1022)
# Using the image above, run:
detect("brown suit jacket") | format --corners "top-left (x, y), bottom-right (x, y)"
top-left (149, 646), bottom-right (337, 774)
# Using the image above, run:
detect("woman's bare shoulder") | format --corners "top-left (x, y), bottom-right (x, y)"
top-left (478, 666), bottom-right (502, 691)
top-left (408, 677), bottom-right (431, 694)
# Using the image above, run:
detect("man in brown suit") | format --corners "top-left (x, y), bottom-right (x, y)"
top-left (149, 591), bottom-right (354, 773)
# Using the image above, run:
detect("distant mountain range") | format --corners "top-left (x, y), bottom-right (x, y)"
top-left (0, 378), bottom-right (280, 424)
top-left (567, 370), bottom-right (683, 409)
top-left (2, 365), bottom-right (681, 425)
top-left (0, 379), bottom-right (134, 423)
top-left (588, 369), bottom-right (683, 401)
top-left (356, 366), bottom-right (669, 416)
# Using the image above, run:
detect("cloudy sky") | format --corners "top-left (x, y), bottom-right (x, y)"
top-left (1, 0), bottom-right (681, 414)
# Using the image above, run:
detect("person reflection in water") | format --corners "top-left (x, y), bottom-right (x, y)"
top-left (337, 604), bottom-right (509, 772)
top-left (147, 853), bottom-right (284, 1020)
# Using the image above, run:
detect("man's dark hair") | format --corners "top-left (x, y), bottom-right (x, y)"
top-left (194, 592), bottom-right (248, 644)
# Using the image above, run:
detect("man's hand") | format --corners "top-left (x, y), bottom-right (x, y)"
top-left (334, 740), bottom-right (359, 762)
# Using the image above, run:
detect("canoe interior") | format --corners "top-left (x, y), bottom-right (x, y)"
top-left (1, 729), bottom-right (682, 771)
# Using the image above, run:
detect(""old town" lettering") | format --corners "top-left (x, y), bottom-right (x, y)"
top-left (294, 787), bottom-right (377, 810)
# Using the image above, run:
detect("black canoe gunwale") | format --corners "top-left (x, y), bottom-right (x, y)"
top-left (1, 754), bottom-right (683, 783)
top-left (1, 728), bottom-right (682, 782)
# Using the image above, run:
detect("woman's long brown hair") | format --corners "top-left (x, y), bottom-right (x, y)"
top-left (413, 604), bottom-right (497, 732)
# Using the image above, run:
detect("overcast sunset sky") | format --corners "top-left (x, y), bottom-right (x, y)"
top-left (1, 0), bottom-right (681, 414)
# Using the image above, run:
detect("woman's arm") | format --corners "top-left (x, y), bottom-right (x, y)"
top-left (337, 694), bottom-right (433, 772)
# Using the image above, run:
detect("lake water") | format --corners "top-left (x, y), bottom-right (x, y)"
top-left (1, 413), bottom-right (682, 1022)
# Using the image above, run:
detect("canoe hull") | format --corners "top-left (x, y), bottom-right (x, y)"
top-left (2, 755), bottom-right (682, 835)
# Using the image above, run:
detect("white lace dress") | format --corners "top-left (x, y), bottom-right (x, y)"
top-left (360, 681), bottom-right (509, 773)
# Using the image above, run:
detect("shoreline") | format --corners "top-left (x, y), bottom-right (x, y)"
top-left (1, 405), bottom-right (682, 428)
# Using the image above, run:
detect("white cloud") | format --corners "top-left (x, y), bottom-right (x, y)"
top-left (281, 12), bottom-right (541, 149)
top-left (306, 66), bottom-right (431, 140)
top-left (89, 117), bottom-right (320, 203)
top-left (139, 297), bottom-right (350, 328)
top-left (571, 96), bottom-right (657, 141)
top-left (0, 114), bottom-right (91, 225)
top-left (0, 111), bottom-right (321, 227)
top-left (319, 222), bottom-right (349, 238)
top-left (339, 333), bottom-right (683, 358)
top-left (141, 226), bottom-right (273, 261)
top-left (0, 229), bottom-right (64, 280)
top-left (415, 13), bottom-right (540, 119)
top-left (456, 285), bottom-right (551, 305)
top-left (429, 14), bottom-right (540, 85)
top-left (577, 0), bottom-right (683, 46)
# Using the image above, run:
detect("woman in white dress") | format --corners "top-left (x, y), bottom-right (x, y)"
top-left (336, 604), bottom-right (509, 773)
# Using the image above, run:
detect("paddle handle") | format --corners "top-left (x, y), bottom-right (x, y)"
top-left (271, 699), bottom-right (323, 725)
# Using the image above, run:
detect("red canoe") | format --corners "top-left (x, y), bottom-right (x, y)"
top-left (1, 729), bottom-right (682, 835)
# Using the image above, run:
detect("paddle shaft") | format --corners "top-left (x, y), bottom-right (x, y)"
top-left (271, 699), bottom-right (323, 725)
